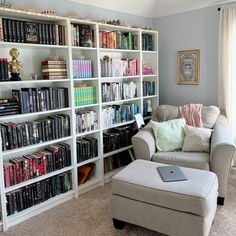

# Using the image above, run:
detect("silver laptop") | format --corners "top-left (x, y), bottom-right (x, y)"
top-left (157, 165), bottom-right (187, 182)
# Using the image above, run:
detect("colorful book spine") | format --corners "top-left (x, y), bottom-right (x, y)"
top-left (74, 86), bottom-right (96, 106)
top-left (73, 59), bottom-right (93, 78)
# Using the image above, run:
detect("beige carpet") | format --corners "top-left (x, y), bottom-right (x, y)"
top-left (0, 173), bottom-right (236, 236)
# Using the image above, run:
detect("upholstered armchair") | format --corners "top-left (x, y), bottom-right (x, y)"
top-left (132, 105), bottom-right (235, 205)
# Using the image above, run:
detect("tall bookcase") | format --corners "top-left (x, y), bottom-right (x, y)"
top-left (0, 7), bottom-right (158, 231)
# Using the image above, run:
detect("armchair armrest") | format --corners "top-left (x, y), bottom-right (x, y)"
top-left (210, 115), bottom-right (236, 198)
top-left (131, 127), bottom-right (156, 161)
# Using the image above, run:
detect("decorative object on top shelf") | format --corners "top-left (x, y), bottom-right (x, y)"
top-left (176, 49), bottom-right (200, 85)
top-left (8, 48), bottom-right (22, 81)
top-left (0, 0), bottom-right (11, 8)
top-left (106, 20), bottom-right (120, 26)
top-left (41, 10), bottom-right (56, 16)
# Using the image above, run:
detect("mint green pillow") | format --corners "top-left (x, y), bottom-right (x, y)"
top-left (150, 118), bottom-right (186, 152)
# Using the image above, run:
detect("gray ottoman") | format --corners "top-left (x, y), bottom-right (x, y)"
top-left (111, 160), bottom-right (218, 236)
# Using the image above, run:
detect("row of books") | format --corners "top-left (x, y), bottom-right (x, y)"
top-left (74, 86), bottom-right (97, 106)
top-left (0, 114), bottom-right (70, 151)
top-left (4, 143), bottom-right (71, 188)
top-left (100, 58), bottom-right (139, 77)
top-left (12, 87), bottom-right (69, 114)
top-left (0, 58), bottom-right (9, 81)
top-left (143, 81), bottom-right (156, 96)
top-left (76, 110), bottom-right (98, 134)
top-left (99, 31), bottom-right (138, 50)
top-left (78, 163), bottom-right (95, 185)
top-left (0, 99), bottom-right (19, 116)
top-left (142, 34), bottom-right (154, 51)
top-left (73, 59), bottom-right (93, 78)
top-left (71, 24), bottom-right (94, 47)
top-left (103, 126), bottom-right (132, 153)
top-left (102, 103), bottom-right (139, 128)
top-left (0, 18), bottom-right (66, 45)
top-left (143, 100), bottom-right (152, 117)
top-left (101, 82), bottom-right (137, 102)
top-left (42, 60), bottom-right (67, 80)
top-left (77, 137), bottom-right (98, 163)
top-left (6, 171), bottom-right (72, 216)
top-left (104, 151), bottom-right (132, 174)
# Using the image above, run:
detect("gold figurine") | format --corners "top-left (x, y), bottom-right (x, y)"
top-left (8, 48), bottom-right (22, 81)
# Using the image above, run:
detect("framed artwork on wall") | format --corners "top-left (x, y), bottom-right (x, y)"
top-left (176, 49), bottom-right (200, 85)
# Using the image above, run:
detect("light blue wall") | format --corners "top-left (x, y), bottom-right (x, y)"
top-left (154, 6), bottom-right (219, 106)
top-left (9, 0), bottom-right (153, 28)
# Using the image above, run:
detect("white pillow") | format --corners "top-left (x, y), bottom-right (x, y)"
top-left (182, 125), bottom-right (212, 152)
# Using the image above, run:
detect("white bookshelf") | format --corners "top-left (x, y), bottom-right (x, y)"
top-left (0, 7), bottom-right (158, 231)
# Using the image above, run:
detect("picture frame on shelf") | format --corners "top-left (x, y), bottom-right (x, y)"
top-left (176, 49), bottom-right (200, 85)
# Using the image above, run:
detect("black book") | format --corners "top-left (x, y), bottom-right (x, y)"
top-left (38, 23), bottom-right (43, 44)
top-left (19, 21), bottom-right (25, 43)
top-left (48, 24), bottom-right (53, 45)
top-left (15, 20), bottom-right (21, 42)
top-left (7, 19), bottom-right (12, 42)
top-left (52, 24), bottom-right (56, 45)
top-left (24, 21), bottom-right (39, 44)
top-left (45, 24), bottom-right (49, 44)
top-left (41, 23), bottom-right (46, 44)
top-left (11, 19), bottom-right (16, 42)
top-left (2, 18), bottom-right (8, 41)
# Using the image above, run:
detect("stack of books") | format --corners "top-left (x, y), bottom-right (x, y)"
top-left (42, 60), bottom-right (67, 80)
top-left (74, 85), bottom-right (96, 106)
top-left (73, 59), bottom-right (93, 78)
top-left (78, 163), bottom-right (95, 185)
top-left (0, 58), bottom-right (9, 81)
top-left (143, 81), bottom-right (155, 96)
top-left (142, 63), bottom-right (154, 75)
top-left (0, 99), bottom-right (19, 116)
top-left (76, 110), bottom-right (98, 133)
top-left (142, 34), bottom-right (154, 51)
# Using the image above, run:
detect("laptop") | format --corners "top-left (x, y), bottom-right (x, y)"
top-left (157, 165), bottom-right (187, 182)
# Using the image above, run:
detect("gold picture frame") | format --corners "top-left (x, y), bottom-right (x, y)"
top-left (176, 49), bottom-right (200, 85)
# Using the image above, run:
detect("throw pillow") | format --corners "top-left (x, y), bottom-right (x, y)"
top-left (149, 118), bottom-right (186, 152)
top-left (182, 125), bottom-right (212, 152)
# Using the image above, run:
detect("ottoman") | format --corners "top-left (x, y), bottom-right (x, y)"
top-left (111, 160), bottom-right (218, 236)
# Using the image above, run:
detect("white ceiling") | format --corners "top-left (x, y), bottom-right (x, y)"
top-left (69, 0), bottom-right (235, 18)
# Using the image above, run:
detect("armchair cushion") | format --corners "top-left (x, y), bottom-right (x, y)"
top-left (182, 125), bottom-right (212, 152)
top-left (149, 118), bottom-right (185, 152)
top-left (152, 152), bottom-right (210, 170)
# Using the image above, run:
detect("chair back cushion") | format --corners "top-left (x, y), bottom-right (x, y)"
top-left (152, 105), bottom-right (220, 129)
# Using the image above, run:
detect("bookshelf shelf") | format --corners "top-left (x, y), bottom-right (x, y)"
top-left (2, 136), bottom-right (73, 157)
top-left (144, 116), bottom-right (152, 120)
top-left (143, 95), bottom-right (159, 99)
top-left (0, 79), bottom-right (70, 85)
top-left (142, 50), bottom-right (158, 54)
top-left (74, 103), bottom-right (99, 109)
top-left (101, 97), bottom-right (140, 106)
top-left (0, 41), bottom-right (69, 49)
top-left (73, 78), bottom-right (98, 81)
top-left (77, 177), bottom-right (102, 193)
top-left (77, 156), bottom-right (100, 167)
top-left (101, 75), bottom-right (140, 80)
top-left (102, 120), bottom-right (135, 131)
top-left (72, 46), bottom-right (97, 51)
top-left (0, 7), bottom-right (158, 231)
top-left (104, 167), bottom-right (125, 183)
top-left (76, 129), bottom-right (100, 138)
top-left (103, 145), bottom-right (133, 158)
top-left (142, 74), bottom-right (158, 77)
top-left (99, 48), bottom-right (140, 53)
top-left (7, 190), bottom-right (74, 228)
top-left (0, 107), bottom-right (72, 121)
top-left (4, 166), bottom-right (73, 194)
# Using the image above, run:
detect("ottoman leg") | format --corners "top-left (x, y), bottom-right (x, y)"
top-left (112, 218), bottom-right (124, 230)
top-left (217, 197), bottom-right (225, 206)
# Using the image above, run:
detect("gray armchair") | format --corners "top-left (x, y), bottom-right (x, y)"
top-left (132, 105), bottom-right (235, 205)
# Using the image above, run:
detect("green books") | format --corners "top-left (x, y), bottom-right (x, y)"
top-left (74, 86), bottom-right (96, 106)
